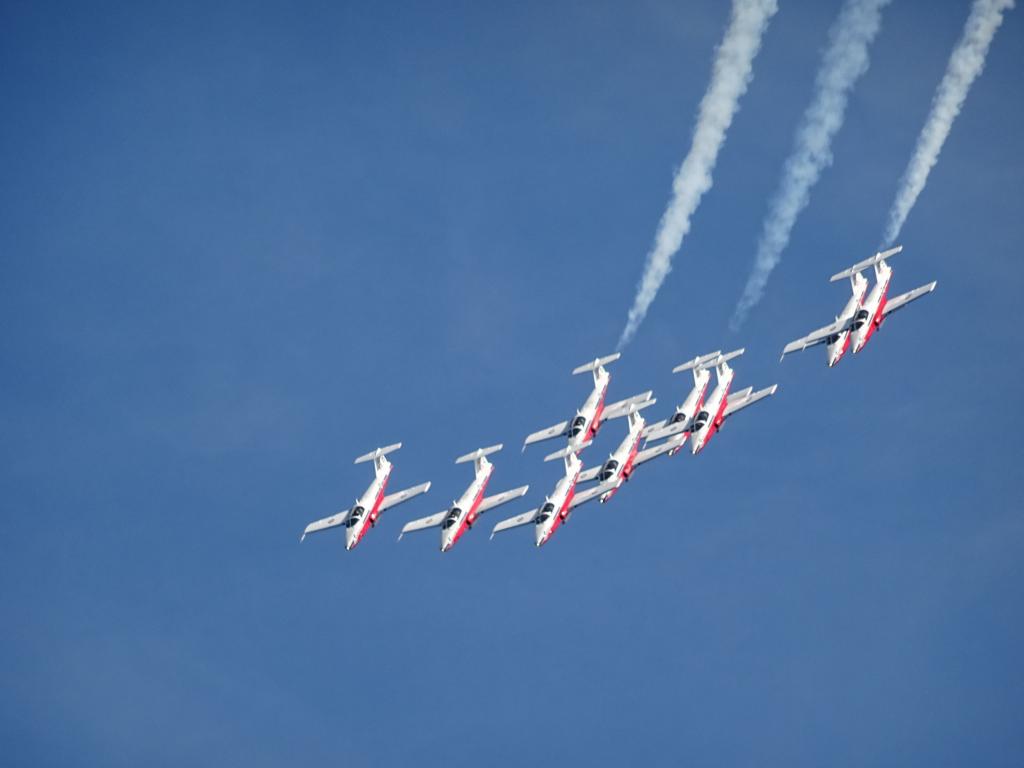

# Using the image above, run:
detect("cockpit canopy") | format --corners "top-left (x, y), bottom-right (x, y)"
top-left (670, 410), bottom-right (687, 424)
top-left (599, 459), bottom-right (619, 481)
top-left (826, 333), bottom-right (841, 345)
top-left (536, 502), bottom-right (556, 524)
top-left (442, 508), bottom-right (462, 529)
top-left (568, 415), bottom-right (587, 437)
top-left (693, 410), bottom-right (709, 430)
top-left (345, 506), bottom-right (366, 528)
top-left (852, 308), bottom-right (870, 330)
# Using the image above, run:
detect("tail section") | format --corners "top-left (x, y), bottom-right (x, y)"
top-left (354, 443), bottom-right (401, 465)
top-left (626, 398), bottom-right (657, 431)
top-left (830, 246), bottom-right (902, 283)
top-left (572, 353), bottom-right (621, 376)
top-left (455, 444), bottom-right (503, 465)
top-left (671, 350), bottom-right (722, 375)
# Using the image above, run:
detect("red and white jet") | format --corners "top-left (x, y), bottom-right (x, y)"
top-left (640, 349), bottom-right (722, 456)
top-left (523, 353), bottom-right (652, 458)
top-left (490, 449), bottom-right (614, 547)
top-left (577, 401), bottom-right (686, 503)
top-left (397, 444), bottom-right (529, 552)
top-left (781, 246), bottom-right (937, 365)
top-left (644, 350), bottom-right (777, 455)
top-left (300, 443), bottom-right (431, 551)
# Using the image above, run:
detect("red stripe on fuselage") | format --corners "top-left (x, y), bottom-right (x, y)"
top-left (353, 472), bottom-right (390, 547)
top-left (447, 471), bottom-right (492, 550)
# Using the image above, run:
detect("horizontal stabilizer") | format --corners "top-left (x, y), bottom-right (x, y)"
top-left (704, 348), bottom-right (745, 369)
top-left (354, 443), bottom-right (402, 465)
top-left (881, 281), bottom-right (937, 318)
top-left (723, 385), bottom-right (778, 418)
top-left (455, 444), bottom-right (503, 464)
top-left (830, 245), bottom-right (902, 282)
top-left (378, 481), bottom-right (431, 512)
top-left (603, 391), bottom-right (655, 420)
top-left (523, 421), bottom-right (569, 449)
top-left (478, 485), bottom-right (531, 514)
top-left (490, 508), bottom-right (538, 538)
top-left (672, 350), bottom-right (722, 374)
top-left (397, 510), bottom-right (448, 540)
top-left (572, 353), bottom-right (620, 375)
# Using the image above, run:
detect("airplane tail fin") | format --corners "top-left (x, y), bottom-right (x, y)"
top-left (704, 348), bottom-right (744, 370)
top-left (626, 398), bottom-right (657, 430)
top-left (830, 246), bottom-right (902, 283)
top-left (543, 444), bottom-right (585, 463)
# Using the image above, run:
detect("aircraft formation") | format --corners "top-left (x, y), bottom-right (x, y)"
top-left (301, 246), bottom-right (936, 551)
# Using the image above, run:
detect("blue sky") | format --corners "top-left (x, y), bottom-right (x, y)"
top-left (2, 1), bottom-right (1022, 765)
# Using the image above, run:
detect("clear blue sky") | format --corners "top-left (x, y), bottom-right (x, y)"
top-left (2, 1), bottom-right (1022, 765)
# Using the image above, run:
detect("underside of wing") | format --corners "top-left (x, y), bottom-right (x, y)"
top-left (569, 482), bottom-right (616, 509)
top-left (524, 422), bottom-right (568, 448)
top-left (398, 510), bottom-right (448, 540)
top-left (781, 317), bottom-right (850, 359)
top-left (301, 511), bottom-right (349, 541)
top-left (477, 485), bottom-right (530, 514)
top-left (490, 509), bottom-right (538, 538)
top-left (603, 391), bottom-right (654, 420)
top-left (723, 385), bottom-right (778, 418)
top-left (634, 434), bottom-right (686, 466)
top-left (643, 420), bottom-right (688, 443)
top-left (378, 481), bottom-right (431, 512)
top-left (882, 281), bottom-right (937, 317)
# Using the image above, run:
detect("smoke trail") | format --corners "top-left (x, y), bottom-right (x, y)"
top-left (883, 0), bottom-right (1014, 245)
top-left (730, 0), bottom-right (891, 331)
top-left (617, 0), bottom-right (777, 349)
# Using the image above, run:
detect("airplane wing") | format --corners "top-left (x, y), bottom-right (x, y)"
top-left (477, 485), bottom-right (530, 514)
top-left (576, 466), bottom-right (603, 483)
top-left (378, 481), bottom-right (431, 512)
top-left (781, 317), bottom-right (851, 360)
top-left (641, 418), bottom-right (668, 437)
top-left (634, 434), bottom-right (687, 466)
top-left (397, 510), bottom-right (448, 540)
top-left (881, 281), bottom-right (937, 318)
top-left (301, 511), bottom-right (349, 541)
top-left (523, 421), bottom-right (568, 449)
top-left (603, 391), bottom-right (655, 420)
top-left (568, 482), bottom-right (617, 509)
top-left (643, 420), bottom-right (689, 443)
top-left (490, 509), bottom-right (538, 539)
top-left (723, 385), bottom-right (778, 418)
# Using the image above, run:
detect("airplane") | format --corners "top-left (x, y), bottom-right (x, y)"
top-left (300, 443), bottom-right (431, 551)
top-left (397, 444), bottom-right (529, 551)
top-left (644, 350), bottom-right (777, 455)
top-left (641, 349), bottom-right (723, 456)
top-left (490, 449), bottom-right (615, 547)
top-left (523, 353), bottom-right (652, 458)
top-left (781, 246), bottom-right (937, 365)
top-left (577, 400), bottom-right (687, 503)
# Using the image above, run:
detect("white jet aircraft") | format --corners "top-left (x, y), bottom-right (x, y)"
top-left (644, 350), bottom-right (777, 455)
top-left (398, 444), bottom-right (529, 551)
top-left (300, 443), bottom-right (430, 551)
top-left (641, 349), bottom-right (722, 455)
top-left (577, 400), bottom-right (686, 503)
top-left (523, 353), bottom-right (652, 457)
top-left (490, 449), bottom-right (615, 547)
top-left (781, 246), bottom-right (937, 365)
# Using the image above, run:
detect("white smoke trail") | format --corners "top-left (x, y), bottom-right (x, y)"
top-left (883, 0), bottom-right (1014, 245)
top-left (617, 0), bottom-right (777, 349)
top-left (730, 0), bottom-right (891, 331)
